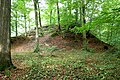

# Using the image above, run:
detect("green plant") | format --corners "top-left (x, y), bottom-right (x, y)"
top-left (34, 44), bottom-right (44, 53)
top-left (4, 70), bottom-right (11, 77)
top-left (87, 48), bottom-right (95, 53)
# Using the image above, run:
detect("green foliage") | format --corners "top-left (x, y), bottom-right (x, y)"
top-left (4, 70), bottom-right (11, 77)
top-left (11, 0), bottom-right (33, 37)
top-left (13, 49), bottom-right (120, 80)
top-left (45, 46), bottom-right (58, 53)
top-left (39, 32), bottom-right (44, 37)
top-left (86, 48), bottom-right (95, 53)
top-left (88, 0), bottom-right (120, 49)
top-left (70, 25), bottom-right (90, 34)
top-left (34, 43), bottom-right (40, 53)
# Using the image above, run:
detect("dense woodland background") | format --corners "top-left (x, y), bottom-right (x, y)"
top-left (0, 0), bottom-right (120, 79)
top-left (11, 0), bottom-right (120, 49)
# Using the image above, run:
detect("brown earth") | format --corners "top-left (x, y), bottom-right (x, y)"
top-left (11, 32), bottom-right (111, 53)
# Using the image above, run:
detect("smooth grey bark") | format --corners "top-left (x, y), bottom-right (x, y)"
top-left (0, 0), bottom-right (14, 71)
top-left (81, 0), bottom-right (87, 49)
top-left (15, 11), bottom-right (18, 37)
top-left (33, 0), bottom-right (39, 52)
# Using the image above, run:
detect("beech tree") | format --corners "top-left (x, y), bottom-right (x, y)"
top-left (33, 0), bottom-right (40, 52)
top-left (0, 0), bottom-right (14, 71)
top-left (56, 0), bottom-right (61, 31)
top-left (81, 0), bottom-right (87, 49)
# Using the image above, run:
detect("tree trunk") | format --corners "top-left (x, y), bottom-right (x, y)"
top-left (24, 14), bottom-right (27, 37)
top-left (75, 8), bottom-right (78, 23)
top-left (38, 2), bottom-right (43, 36)
top-left (15, 11), bottom-right (18, 37)
top-left (33, 0), bottom-right (39, 53)
top-left (50, 9), bottom-right (52, 26)
top-left (79, 6), bottom-right (82, 27)
top-left (38, 2), bottom-right (42, 28)
top-left (56, 0), bottom-right (61, 31)
top-left (28, 19), bottom-right (31, 34)
top-left (0, 0), bottom-right (14, 71)
top-left (81, 0), bottom-right (87, 49)
top-left (67, 0), bottom-right (72, 28)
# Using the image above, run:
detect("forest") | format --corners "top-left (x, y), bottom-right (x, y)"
top-left (0, 0), bottom-right (120, 79)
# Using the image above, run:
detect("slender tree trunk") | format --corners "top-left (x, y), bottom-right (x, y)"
top-left (38, 2), bottom-right (43, 36)
top-left (50, 9), bottom-right (52, 26)
top-left (28, 19), bottom-right (31, 33)
top-left (67, 0), bottom-right (72, 28)
top-left (38, 2), bottom-right (42, 28)
top-left (24, 14), bottom-right (27, 37)
top-left (23, 0), bottom-right (27, 37)
top-left (75, 8), bottom-right (78, 23)
top-left (33, 0), bottom-right (39, 52)
top-left (79, 6), bottom-right (82, 27)
top-left (0, 0), bottom-right (14, 71)
top-left (81, 0), bottom-right (87, 49)
top-left (15, 11), bottom-right (18, 37)
top-left (56, 0), bottom-right (61, 31)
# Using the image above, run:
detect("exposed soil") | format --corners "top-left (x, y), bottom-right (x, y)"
top-left (11, 31), bottom-right (111, 53)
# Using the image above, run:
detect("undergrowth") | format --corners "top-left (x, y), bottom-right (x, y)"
top-left (12, 49), bottom-right (120, 80)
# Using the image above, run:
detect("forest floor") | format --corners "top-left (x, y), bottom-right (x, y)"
top-left (0, 30), bottom-right (120, 80)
